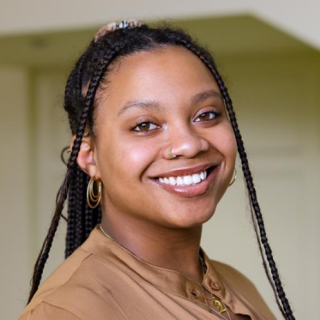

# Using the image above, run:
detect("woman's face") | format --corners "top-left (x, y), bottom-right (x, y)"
top-left (91, 46), bottom-right (237, 228)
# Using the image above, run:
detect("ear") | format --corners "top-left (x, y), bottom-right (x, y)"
top-left (70, 135), bottom-right (99, 178)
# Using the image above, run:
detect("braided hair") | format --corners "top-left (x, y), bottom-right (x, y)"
top-left (27, 22), bottom-right (296, 320)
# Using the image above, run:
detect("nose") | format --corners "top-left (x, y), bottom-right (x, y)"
top-left (164, 124), bottom-right (210, 159)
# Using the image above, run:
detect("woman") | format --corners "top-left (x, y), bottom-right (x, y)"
top-left (18, 20), bottom-right (295, 320)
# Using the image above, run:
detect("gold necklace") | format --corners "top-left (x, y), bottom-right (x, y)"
top-left (98, 224), bottom-right (115, 241)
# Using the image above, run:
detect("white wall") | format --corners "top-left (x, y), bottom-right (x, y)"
top-left (33, 71), bottom-right (69, 280)
top-left (1, 0), bottom-right (320, 50)
top-left (0, 66), bottom-right (31, 319)
top-left (0, 68), bottom-right (69, 320)
top-left (202, 54), bottom-right (320, 320)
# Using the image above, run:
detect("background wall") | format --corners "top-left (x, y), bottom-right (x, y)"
top-left (1, 0), bottom-right (320, 49)
top-left (0, 13), bottom-right (319, 320)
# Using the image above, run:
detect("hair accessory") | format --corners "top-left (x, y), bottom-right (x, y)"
top-left (87, 177), bottom-right (102, 208)
top-left (94, 19), bottom-right (142, 42)
top-left (228, 168), bottom-right (237, 186)
top-left (167, 147), bottom-right (177, 159)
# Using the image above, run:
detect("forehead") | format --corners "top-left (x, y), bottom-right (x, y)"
top-left (97, 46), bottom-right (220, 114)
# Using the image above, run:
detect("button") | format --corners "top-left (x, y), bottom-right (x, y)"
top-left (190, 290), bottom-right (198, 296)
top-left (189, 289), bottom-right (199, 300)
top-left (210, 282), bottom-right (221, 291)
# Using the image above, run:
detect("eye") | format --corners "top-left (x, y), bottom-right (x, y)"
top-left (194, 110), bottom-right (220, 122)
top-left (132, 121), bottom-right (159, 133)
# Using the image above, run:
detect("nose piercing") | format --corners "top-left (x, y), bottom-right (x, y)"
top-left (167, 147), bottom-right (177, 159)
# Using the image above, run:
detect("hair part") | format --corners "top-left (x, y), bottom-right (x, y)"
top-left (27, 23), bottom-right (295, 320)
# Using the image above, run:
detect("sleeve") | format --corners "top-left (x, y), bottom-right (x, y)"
top-left (18, 302), bottom-right (81, 320)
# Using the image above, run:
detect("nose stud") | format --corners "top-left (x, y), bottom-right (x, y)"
top-left (167, 147), bottom-right (177, 159)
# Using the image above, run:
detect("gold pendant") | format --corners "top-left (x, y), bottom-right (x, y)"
top-left (212, 295), bottom-right (227, 313)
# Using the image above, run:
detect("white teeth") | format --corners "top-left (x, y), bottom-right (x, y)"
top-left (169, 177), bottom-right (176, 186)
top-left (158, 169), bottom-right (209, 186)
top-left (176, 176), bottom-right (184, 185)
top-left (183, 175), bottom-right (193, 185)
top-left (192, 173), bottom-right (201, 184)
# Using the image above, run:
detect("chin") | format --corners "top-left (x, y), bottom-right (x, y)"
top-left (165, 204), bottom-right (216, 229)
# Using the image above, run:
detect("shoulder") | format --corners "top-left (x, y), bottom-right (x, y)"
top-left (17, 248), bottom-right (92, 319)
top-left (211, 260), bottom-right (260, 294)
top-left (18, 248), bottom-right (127, 320)
top-left (18, 301), bottom-right (81, 320)
top-left (211, 260), bottom-right (277, 320)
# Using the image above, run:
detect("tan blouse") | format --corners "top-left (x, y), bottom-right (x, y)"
top-left (18, 226), bottom-right (277, 320)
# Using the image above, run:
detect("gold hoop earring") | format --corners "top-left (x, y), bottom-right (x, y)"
top-left (229, 168), bottom-right (237, 186)
top-left (87, 177), bottom-right (102, 209)
top-left (167, 147), bottom-right (177, 159)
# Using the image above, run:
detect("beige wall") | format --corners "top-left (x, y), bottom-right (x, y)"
top-left (203, 54), bottom-right (320, 320)
top-left (0, 66), bottom-right (31, 318)
top-left (1, 20), bottom-right (320, 320)
top-left (1, 0), bottom-right (320, 50)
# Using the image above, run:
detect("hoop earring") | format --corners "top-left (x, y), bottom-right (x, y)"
top-left (87, 177), bottom-right (102, 209)
top-left (167, 147), bottom-right (177, 159)
top-left (229, 168), bottom-right (237, 186)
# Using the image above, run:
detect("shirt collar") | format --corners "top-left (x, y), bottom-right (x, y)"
top-left (81, 226), bottom-right (227, 301)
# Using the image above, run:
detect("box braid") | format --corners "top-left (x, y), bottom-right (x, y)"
top-left (175, 39), bottom-right (295, 320)
top-left (27, 23), bottom-right (295, 319)
top-left (27, 40), bottom-right (119, 303)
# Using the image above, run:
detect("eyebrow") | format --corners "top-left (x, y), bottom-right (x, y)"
top-left (117, 89), bottom-right (223, 117)
top-left (118, 100), bottom-right (162, 117)
top-left (191, 89), bottom-right (223, 105)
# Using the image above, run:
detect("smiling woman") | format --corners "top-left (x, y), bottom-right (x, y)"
top-left (17, 20), bottom-right (295, 320)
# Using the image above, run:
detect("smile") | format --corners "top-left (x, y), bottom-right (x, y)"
top-left (158, 169), bottom-right (208, 186)
top-left (151, 166), bottom-right (219, 198)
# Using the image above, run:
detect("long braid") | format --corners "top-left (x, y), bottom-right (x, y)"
top-left (74, 166), bottom-right (85, 248)
top-left (84, 175), bottom-right (94, 238)
top-left (214, 67), bottom-right (295, 320)
top-left (177, 39), bottom-right (295, 320)
top-left (65, 48), bottom-right (92, 255)
top-left (65, 169), bottom-right (77, 257)
top-left (28, 44), bottom-right (120, 303)
top-left (28, 168), bottom-right (72, 303)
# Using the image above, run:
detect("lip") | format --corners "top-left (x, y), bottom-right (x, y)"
top-left (149, 164), bottom-right (220, 198)
top-left (150, 163), bottom-right (217, 178)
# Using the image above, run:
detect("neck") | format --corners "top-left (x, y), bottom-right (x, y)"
top-left (100, 215), bottom-right (204, 283)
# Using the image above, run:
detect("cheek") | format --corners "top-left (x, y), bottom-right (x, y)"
top-left (119, 141), bottom-right (155, 179)
top-left (224, 131), bottom-right (237, 160)
top-left (97, 132), bottom-right (156, 182)
top-left (212, 124), bottom-right (237, 161)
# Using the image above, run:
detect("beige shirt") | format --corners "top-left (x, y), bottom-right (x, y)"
top-left (18, 226), bottom-right (276, 320)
